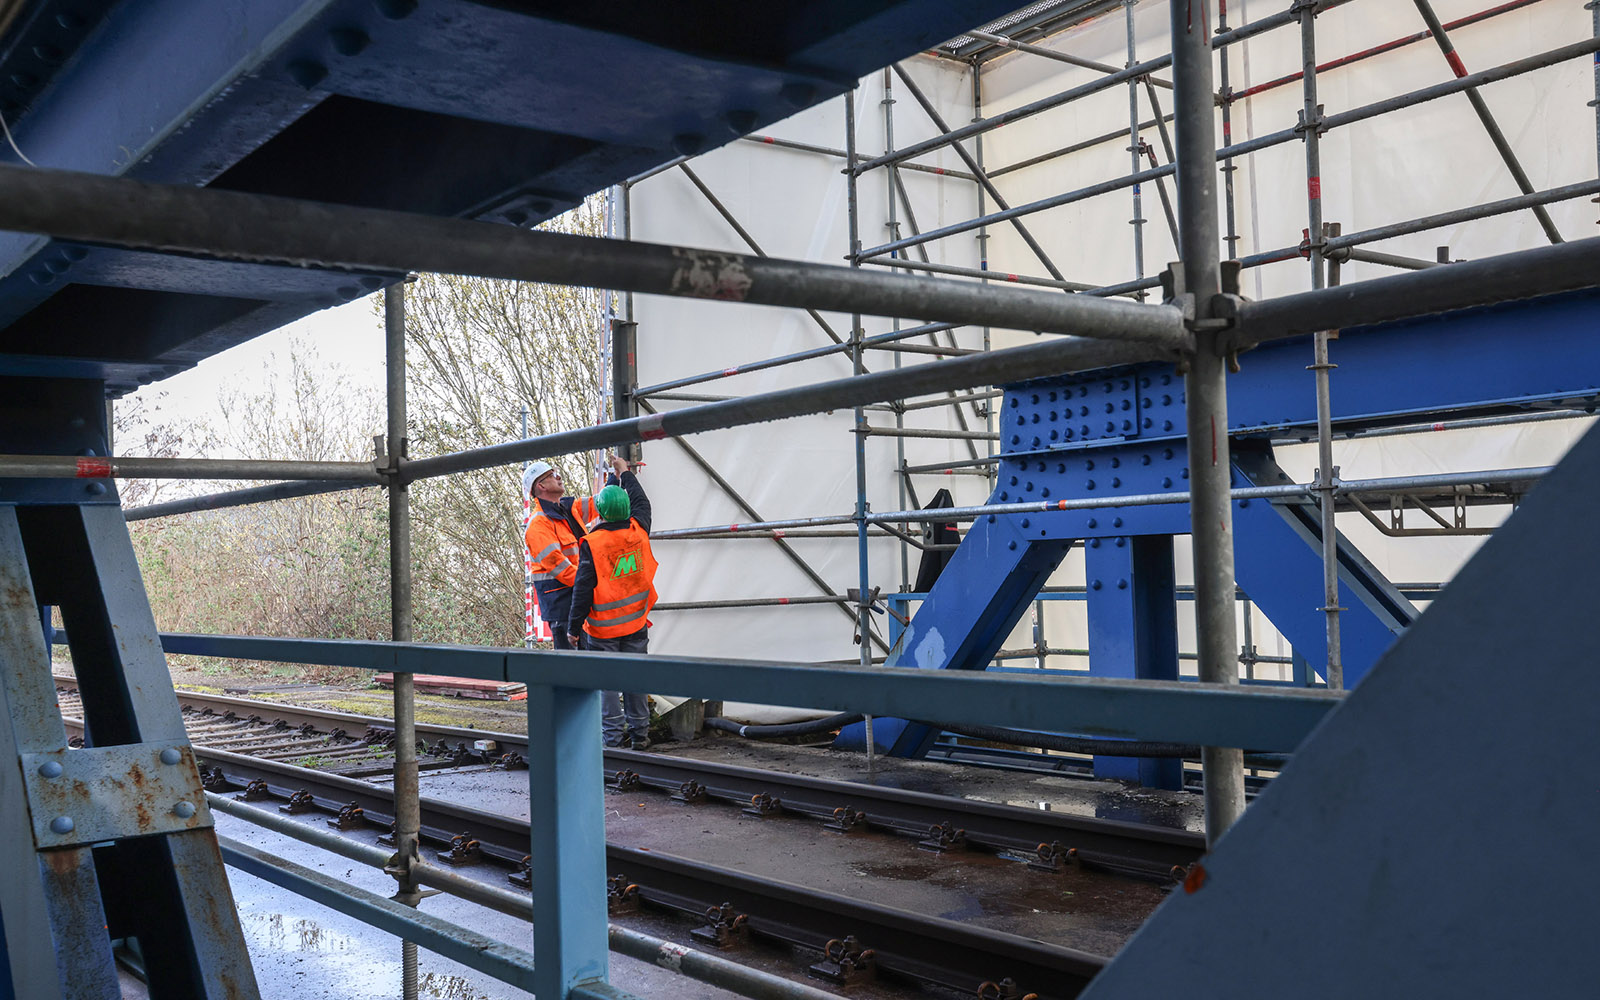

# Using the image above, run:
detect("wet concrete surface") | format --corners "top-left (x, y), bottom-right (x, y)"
top-left (217, 811), bottom-right (747, 1000)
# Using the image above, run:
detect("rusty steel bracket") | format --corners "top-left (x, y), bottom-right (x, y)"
top-left (279, 789), bottom-right (316, 815)
top-left (672, 779), bottom-right (708, 804)
top-left (691, 903), bottom-right (749, 950)
top-left (509, 855), bottom-right (533, 889)
top-left (741, 792), bottom-right (782, 817)
top-left (237, 777), bottom-right (272, 802)
top-left (823, 805), bottom-right (865, 834)
top-left (917, 820), bottom-right (968, 853)
top-left (808, 935), bottom-right (876, 984)
top-left (438, 831), bottom-right (482, 866)
top-left (978, 977), bottom-right (1039, 1000)
top-left (19, 741), bottom-right (210, 849)
top-left (328, 802), bottom-right (366, 830)
top-left (606, 874), bottom-right (641, 916)
top-left (612, 768), bottom-right (641, 790)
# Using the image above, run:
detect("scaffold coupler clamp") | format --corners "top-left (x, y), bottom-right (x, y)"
top-left (1163, 260), bottom-right (1248, 371)
top-left (374, 432), bottom-right (409, 484)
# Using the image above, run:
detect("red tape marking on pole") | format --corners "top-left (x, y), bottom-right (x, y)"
top-left (76, 457), bottom-right (112, 478)
top-left (639, 413), bottom-right (667, 441)
top-left (1446, 50), bottom-right (1468, 78)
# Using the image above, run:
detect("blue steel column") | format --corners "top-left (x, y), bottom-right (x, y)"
top-left (527, 682), bottom-right (609, 999)
top-left (1170, 0), bottom-right (1245, 844)
top-left (0, 508), bottom-right (118, 1000)
top-left (1085, 535), bottom-right (1181, 788)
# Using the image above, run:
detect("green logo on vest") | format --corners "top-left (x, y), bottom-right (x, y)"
top-left (612, 551), bottom-right (640, 578)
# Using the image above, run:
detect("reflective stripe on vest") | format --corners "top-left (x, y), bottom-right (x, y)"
top-left (582, 520), bottom-right (657, 639)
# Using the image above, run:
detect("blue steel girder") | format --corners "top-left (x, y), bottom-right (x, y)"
top-left (0, 0), bottom-right (1023, 397)
top-left (847, 289), bottom-right (1600, 763)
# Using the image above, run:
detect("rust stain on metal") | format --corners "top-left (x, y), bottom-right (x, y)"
top-left (668, 248), bottom-right (753, 301)
top-left (1182, 862), bottom-right (1207, 894)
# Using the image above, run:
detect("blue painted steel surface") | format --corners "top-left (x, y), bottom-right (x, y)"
top-left (1082, 421), bottom-right (1600, 1000)
top-left (0, 0), bottom-right (1024, 395)
top-left (843, 289), bottom-right (1600, 771)
top-left (157, 632), bottom-right (1340, 751)
top-left (527, 685), bottom-right (610, 1000)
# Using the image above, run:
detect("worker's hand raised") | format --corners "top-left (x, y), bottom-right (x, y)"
top-left (608, 454), bottom-right (630, 477)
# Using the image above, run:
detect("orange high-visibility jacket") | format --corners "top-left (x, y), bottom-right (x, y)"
top-left (524, 495), bottom-right (602, 590)
top-left (580, 519), bottom-right (658, 639)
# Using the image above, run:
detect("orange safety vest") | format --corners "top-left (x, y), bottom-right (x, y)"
top-left (525, 495), bottom-right (602, 589)
top-left (582, 519), bottom-right (658, 639)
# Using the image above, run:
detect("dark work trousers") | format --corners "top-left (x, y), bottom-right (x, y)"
top-left (583, 628), bottom-right (649, 745)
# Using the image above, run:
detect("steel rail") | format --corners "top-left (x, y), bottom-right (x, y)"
top-left (195, 749), bottom-right (1110, 999)
top-left (65, 685), bottom-right (1198, 880)
top-left (0, 163), bottom-right (1184, 346)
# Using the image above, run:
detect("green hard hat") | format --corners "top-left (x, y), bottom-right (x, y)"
top-left (595, 484), bottom-right (631, 523)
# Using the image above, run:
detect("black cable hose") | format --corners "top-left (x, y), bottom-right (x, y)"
top-left (705, 714), bottom-right (1291, 767)
top-left (704, 712), bottom-right (863, 738)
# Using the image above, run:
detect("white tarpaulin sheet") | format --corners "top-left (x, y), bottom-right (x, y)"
top-left (623, 0), bottom-right (1596, 688)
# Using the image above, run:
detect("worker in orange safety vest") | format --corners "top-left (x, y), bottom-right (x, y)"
top-left (522, 455), bottom-right (629, 650)
top-left (568, 467), bottom-right (655, 748)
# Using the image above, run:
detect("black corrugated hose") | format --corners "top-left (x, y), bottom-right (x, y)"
top-left (704, 714), bottom-right (1290, 767)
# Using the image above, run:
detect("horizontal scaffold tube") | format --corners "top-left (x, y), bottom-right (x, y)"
top-left (861, 32), bottom-right (1600, 261)
top-left (1235, 235), bottom-right (1600, 346)
top-left (0, 164), bottom-right (1186, 346)
top-left (649, 465), bottom-right (1550, 538)
top-left (0, 454), bottom-right (379, 482)
top-left (125, 480), bottom-right (371, 520)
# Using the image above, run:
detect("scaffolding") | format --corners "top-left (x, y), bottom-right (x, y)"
top-left (612, 0), bottom-right (1598, 699)
top-left (6, 1), bottom-right (1600, 997)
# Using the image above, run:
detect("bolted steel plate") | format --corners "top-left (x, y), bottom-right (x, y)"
top-left (21, 741), bottom-right (211, 849)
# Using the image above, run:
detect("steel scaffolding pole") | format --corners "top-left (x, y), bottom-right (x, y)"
top-left (1411, 0), bottom-right (1563, 244)
top-left (1217, 0), bottom-right (1241, 257)
top-left (845, 90), bottom-right (880, 763)
top-left (890, 63), bottom-right (1073, 285)
top-left (1127, 0), bottom-right (1148, 295)
top-left (0, 164), bottom-right (1187, 346)
top-left (1299, 1), bottom-right (1343, 691)
top-left (860, 34), bottom-right (1600, 262)
top-left (384, 282), bottom-right (422, 1000)
top-left (1171, 0), bottom-right (1246, 846)
top-left (676, 162), bottom-right (849, 349)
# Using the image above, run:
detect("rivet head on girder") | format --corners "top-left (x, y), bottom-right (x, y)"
top-left (85, 483), bottom-right (107, 495)
top-left (161, 748), bottom-right (182, 765)
top-left (779, 82), bottom-right (817, 107)
top-left (1085, 480), bottom-right (1095, 491)
top-left (1031, 413), bottom-right (1040, 423)
top-left (1016, 415), bottom-right (1025, 426)
top-left (375, 0), bottom-right (418, 19)
top-left (1010, 476), bottom-right (1019, 486)
top-left (1114, 537), bottom-right (1126, 548)
top-left (1021, 518), bottom-right (1030, 528)
top-left (49, 816), bottom-right (73, 834)
top-left (1163, 477), bottom-right (1173, 488)
top-left (1181, 469), bottom-right (1189, 479)
top-left (286, 59), bottom-right (328, 89)
top-left (1007, 541), bottom-right (1017, 551)
top-left (1088, 538), bottom-right (1100, 548)
top-left (38, 761), bottom-right (62, 778)
top-left (1104, 402), bottom-right (1114, 414)
top-left (1239, 500), bottom-right (1252, 508)
top-left (1048, 391), bottom-right (1058, 402)
top-left (723, 109), bottom-right (758, 134)
top-left (1163, 420), bottom-right (1174, 431)
top-left (173, 802), bottom-right (197, 819)
top-left (1117, 579), bottom-right (1128, 589)
top-left (329, 27), bottom-right (371, 56)
top-left (1091, 580), bottom-right (1102, 590)
top-left (1110, 457), bottom-right (1120, 468)
top-left (1086, 518), bottom-right (1098, 529)
top-left (1079, 406), bottom-right (1089, 417)
top-left (1031, 394), bottom-right (1040, 404)
top-left (1112, 517), bottom-right (1123, 528)
top-left (1085, 460), bottom-right (1095, 471)
top-left (1111, 478), bottom-right (1121, 488)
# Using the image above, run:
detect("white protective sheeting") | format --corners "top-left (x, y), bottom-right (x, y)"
top-left (623, 0), bottom-right (1597, 680)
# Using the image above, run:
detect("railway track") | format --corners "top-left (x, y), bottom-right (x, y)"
top-left (56, 684), bottom-right (1204, 998)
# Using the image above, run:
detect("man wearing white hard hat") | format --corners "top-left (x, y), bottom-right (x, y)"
top-left (522, 455), bottom-right (632, 650)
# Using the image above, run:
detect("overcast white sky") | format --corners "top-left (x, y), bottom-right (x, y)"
top-left (117, 295), bottom-right (387, 452)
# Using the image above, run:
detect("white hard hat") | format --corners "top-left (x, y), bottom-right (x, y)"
top-left (521, 461), bottom-right (554, 497)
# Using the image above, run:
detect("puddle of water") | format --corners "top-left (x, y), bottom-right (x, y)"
top-left (419, 970), bottom-right (492, 999)
top-left (240, 912), bottom-right (356, 954)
